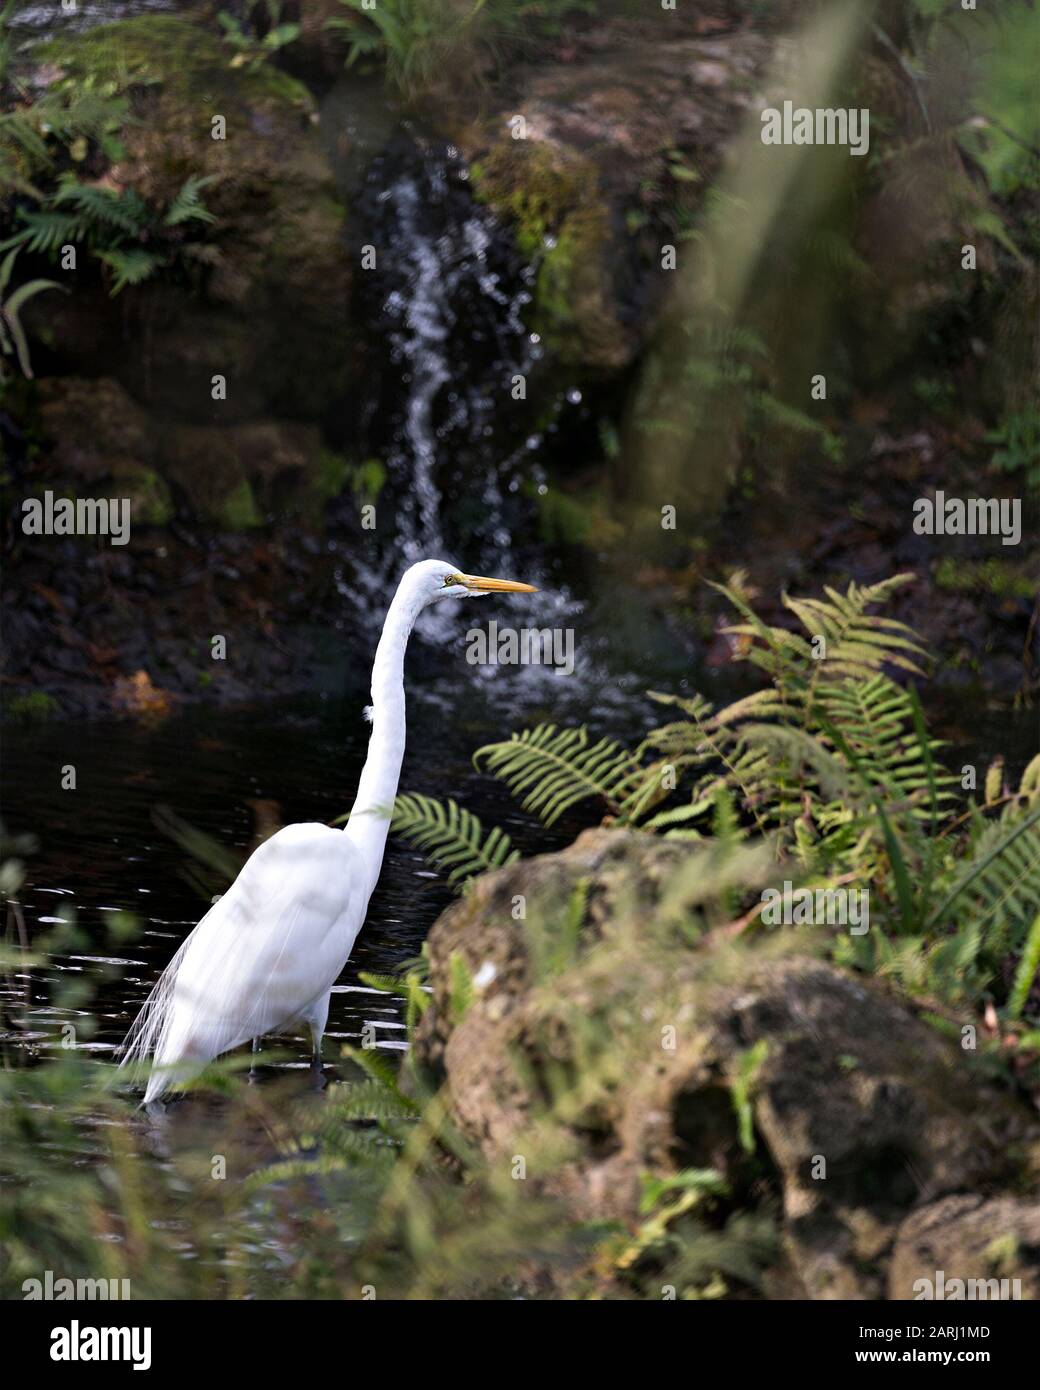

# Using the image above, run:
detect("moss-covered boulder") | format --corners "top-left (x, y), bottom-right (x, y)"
top-left (415, 827), bottom-right (1040, 1298)
top-left (159, 419), bottom-right (325, 527)
top-left (28, 15), bottom-right (352, 423)
top-left (33, 376), bottom-right (331, 529)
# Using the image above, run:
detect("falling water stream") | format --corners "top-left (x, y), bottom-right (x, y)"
top-left (350, 132), bottom-right (540, 578)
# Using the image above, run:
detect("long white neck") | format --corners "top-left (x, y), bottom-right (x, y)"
top-left (343, 575), bottom-right (428, 894)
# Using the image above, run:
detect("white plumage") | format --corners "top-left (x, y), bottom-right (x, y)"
top-left (121, 558), bottom-right (536, 1103)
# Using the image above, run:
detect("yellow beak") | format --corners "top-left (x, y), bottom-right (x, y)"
top-left (459, 573), bottom-right (539, 593)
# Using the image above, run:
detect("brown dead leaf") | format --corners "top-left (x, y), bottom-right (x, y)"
top-left (111, 670), bottom-right (173, 719)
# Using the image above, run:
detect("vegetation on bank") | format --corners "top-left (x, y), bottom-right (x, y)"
top-left (325, 0), bottom-right (611, 96)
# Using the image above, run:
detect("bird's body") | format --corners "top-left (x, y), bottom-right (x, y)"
top-left (122, 559), bottom-right (536, 1103)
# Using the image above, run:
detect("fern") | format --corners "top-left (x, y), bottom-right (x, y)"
top-left (358, 966), bottom-right (430, 1032)
top-left (1008, 914), bottom-right (1040, 1021)
top-left (53, 179), bottom-right (148, 235)
top-left (95, 248), bottom-right (164, 296)
top-left (164, 175), bottom-right (217, 227)
top-left (391, 792), bottom-right (519, 890)
top-left (927, 803), bottom-right (1040, 939)
top-left (473, 724), bottom-right (646, 826)
top-left (0, 211), bottom-right (83, 256)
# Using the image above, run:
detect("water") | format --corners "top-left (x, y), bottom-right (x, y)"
top-left (351, 132), bottom-right (541, 578)
top-left (1, 686), bottom-right (569, 1069)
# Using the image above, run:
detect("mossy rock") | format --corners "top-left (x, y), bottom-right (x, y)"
top-left (32, 15), bottom-right (351, 423)
top-left (7, 691), bottom-right (62, 722)
top-left (470, 141), bottom-right (626, 371)
top-left (459, 26), bottom-right (772, 377)
top-left (415, 828), bottom-right (1040, 1296)
top-left (38, 15), bottom-right (313, 121)
top-left (158, 419), bottom-right (327, 526)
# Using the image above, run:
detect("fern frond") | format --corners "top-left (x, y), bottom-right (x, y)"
top-left (164, 175), bottom-right (218, 227)
top-left (1, 210), bottom-right (84, 255)
top-left (1008, 914), bottom-right (1040, 1020)
top-left (54, 179), bottom-right (148, 234)
top-left (929, 803), bottom-right (1040, 939)
top-left (815, 675), bottom-right (956, 817)
top-left (95, 248), bottom-right (164, 295)
top-left (711, 573), bottom-right (925, 710)
top-left (474, 724), bottom-right (644, 826)
top-left (391, 792), bottom-right (518, 889)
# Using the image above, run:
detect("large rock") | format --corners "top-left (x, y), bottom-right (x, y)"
top-left (459, 22), bottom-right (772, 372)
top-left (888, 1195), bottom-right (1040, 1302)
top-left (415, 828), bottom-right (1040, 1298)
top-left (26, 15), bottom-right (352, 424)
top-left (33, 377), bottom-right (172, 526)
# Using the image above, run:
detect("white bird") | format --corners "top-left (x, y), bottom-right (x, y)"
top-left (121, 559), bottom-right (537, 1103)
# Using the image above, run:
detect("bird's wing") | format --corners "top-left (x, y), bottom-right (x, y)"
top-left (121, 823), bottom-right (366, 1089)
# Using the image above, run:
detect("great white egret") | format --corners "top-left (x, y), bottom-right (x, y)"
top-left (121, 559), bottom-right (537, 1103)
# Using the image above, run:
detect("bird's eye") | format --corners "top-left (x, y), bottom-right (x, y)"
top-left (443, 574), bottom-right (461, 587)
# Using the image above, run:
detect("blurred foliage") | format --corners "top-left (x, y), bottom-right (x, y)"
top-left (0, 246), bottom-right (61, 379)
top-left (327, 0), bottom-right (606, 96)
top-left (989, 407), bottom-right (1040, 492)
top-left (1, 824), bottom-right (780, 1300)
top-left (218, 2), bottom-right (301, 71)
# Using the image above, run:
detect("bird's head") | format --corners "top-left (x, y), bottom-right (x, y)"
top-left (407, 558), bottom-right (539, 605)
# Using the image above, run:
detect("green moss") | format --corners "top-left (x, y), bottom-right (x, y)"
top-left (470, 141), bottom-right (598, 258)
top-left (312, 449), bottom-right (352, 507)
top-left (351, 457), bottom-right (386, 504)
top-left (219, 478), bottom-right (263, 530)
top-left (113, 465), bottom-right (174, 527)
top-left (470, 140), bottom-right (615, 364)
top-left (934, 556), bottom-right (1034, 601)
top-left (38, 15), bottom-right (312, 112)
top-left (8, 691), bottom-right (61, 722)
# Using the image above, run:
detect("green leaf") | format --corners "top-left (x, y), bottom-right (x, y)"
top-left (391, 792), bottom-right (519, 891)
top-left (474, 724), bottom-right (644, 826)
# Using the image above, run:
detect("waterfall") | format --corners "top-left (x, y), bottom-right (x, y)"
top-left (354, 133), bottom-right (539, 572)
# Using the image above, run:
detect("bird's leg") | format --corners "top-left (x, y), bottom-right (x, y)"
top-left (249, 1035), bottom-right (260, 1080)
top-left (309, 1033), bottom-right (326, 1092)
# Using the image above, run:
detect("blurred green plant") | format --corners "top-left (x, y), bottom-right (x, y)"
top-left (218, 2), bottom-right (300, 71)
top-left (0, 248), bottom-right (61, 379)
top-left (988, 408), bottom-right (1040, 491)
top-left (0, 172), bottom-right (218, 296)
top-left (326, 0), bottom-right (601, 96)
